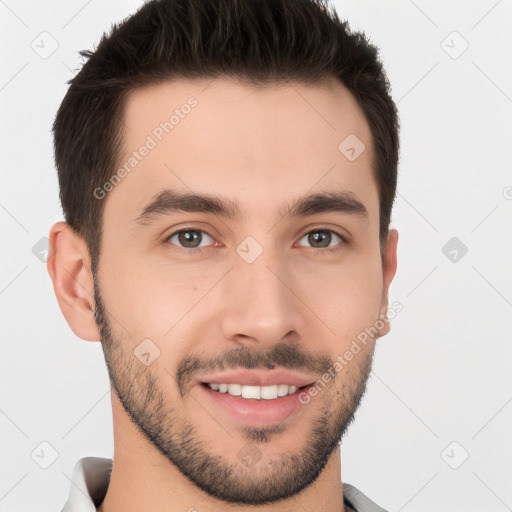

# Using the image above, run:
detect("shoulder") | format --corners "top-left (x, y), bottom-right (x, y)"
top-left (342, 482), bottom-right (390, 512)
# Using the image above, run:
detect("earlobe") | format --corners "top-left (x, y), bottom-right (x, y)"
top-left (46, 222), bottom-right (101, 342)
top-left (377, 229), bottom-right (399, 338)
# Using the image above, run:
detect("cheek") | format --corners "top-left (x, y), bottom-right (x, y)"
top-left (97, 253), bottom-right (165, 330)
top-left (294, 255), bottom-right (383, 342)
top-left (99, 252), bottom-right (221, 343)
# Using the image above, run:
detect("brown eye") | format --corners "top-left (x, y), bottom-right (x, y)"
top-left (297, 229), bottom-right (346, 252)
top-left (165, 229), bottom-right (214, 250)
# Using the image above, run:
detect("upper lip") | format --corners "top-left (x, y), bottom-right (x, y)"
top-left (196, 369), bottom-right (319, 388)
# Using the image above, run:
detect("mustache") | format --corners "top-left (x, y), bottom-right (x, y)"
top-left (176, 342), bottom-right (334, 395)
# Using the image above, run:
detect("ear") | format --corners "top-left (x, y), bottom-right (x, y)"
top-left (376, 229), bottom-right (398, 338)
top-left (46, 222), bottom-right (101, 341)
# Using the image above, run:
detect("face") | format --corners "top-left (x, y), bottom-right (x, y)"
top-left (91, 77), bottom-right (397, 505)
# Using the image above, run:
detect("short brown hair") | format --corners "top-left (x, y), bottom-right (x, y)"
top-left (53, 0), bottom-right (400, 269)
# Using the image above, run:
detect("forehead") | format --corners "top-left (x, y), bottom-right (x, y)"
top-left (105, 77), bottom-right (378, 228)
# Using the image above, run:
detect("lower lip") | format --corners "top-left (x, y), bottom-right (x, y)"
top-left (198, 383), bottom-right (313, 427)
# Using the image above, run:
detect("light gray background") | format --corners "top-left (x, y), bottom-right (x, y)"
top-left (1, 1), bottom-right (511, 511)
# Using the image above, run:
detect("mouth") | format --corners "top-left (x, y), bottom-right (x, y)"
top-left (200, 382), bottom-right (312, 399)
top-left (198, 381), bottom-right (316, 427)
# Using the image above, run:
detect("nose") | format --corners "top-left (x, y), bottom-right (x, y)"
top-left (220, 246), bottom-right (307, 350)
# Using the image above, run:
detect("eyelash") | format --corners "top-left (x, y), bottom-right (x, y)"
top-left (163, 227), bottom-right (348, 255)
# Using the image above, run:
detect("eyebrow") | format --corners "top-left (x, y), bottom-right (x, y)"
top-left (133, 188), bottom-right (369, 226)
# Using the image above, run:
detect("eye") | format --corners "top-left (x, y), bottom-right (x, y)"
top-left (296, 229), bottom-right (346, 253)
top-left (164, 228), bottom-right (215, 253)
top-left (163, 227), bottom-right (347, 255)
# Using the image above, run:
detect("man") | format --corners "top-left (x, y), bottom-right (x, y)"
top-left (47, 0), bottom-right (400, 510)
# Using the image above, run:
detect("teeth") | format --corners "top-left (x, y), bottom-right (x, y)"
top-left (206, 383), bottom-right (299, 399)
top-left (261, 385), bottom-right (277, 399)
top-left (277, 384), bottom-right (290, 397)
top-left (227, 383), bottom-right (242, 396)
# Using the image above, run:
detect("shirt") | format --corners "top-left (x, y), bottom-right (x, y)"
top-left (61, 457), bottom-right (389, 512)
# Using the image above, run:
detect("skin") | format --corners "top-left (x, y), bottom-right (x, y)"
top-left (47, 77), bottom-right (398, 512)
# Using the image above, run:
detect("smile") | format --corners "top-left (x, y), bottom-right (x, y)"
top-left (199, 382), bottom-right (315, 426)
top-left (203, 382), bottom-right (308, 400)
